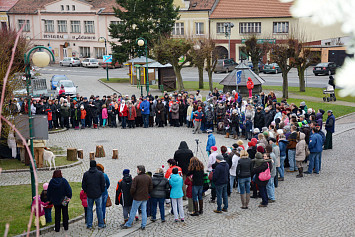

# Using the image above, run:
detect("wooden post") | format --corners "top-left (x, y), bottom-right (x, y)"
top-left (95, 145), bottom-right (106, 158)
top-left (89, 152), bottom-right (95, 160)
top-left (77, 149), bottom-right (83, 159)
top-left (112, 149), bottom-right (118, 159)
top-left (67, 148), bottom-right (77, 161)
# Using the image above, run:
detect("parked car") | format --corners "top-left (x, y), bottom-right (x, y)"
top-left (100, 61), bottom-right (122, 69)
top-left (50, 75), bottom-right (69, 90)
top-left (313, 62), bottom-right (337, 76)
top-left (263, 63), bottom-right (282, 74)
top-left (247, 62), bottom-right (265, 73)
top-left (56, 80), bottom-right (77, 96)
top-left (59, 57), bottom-right (81, 67)
top-left (214, 59), bottom-right (238, 73)
top-left (81, 58), bottom-right (100, 68)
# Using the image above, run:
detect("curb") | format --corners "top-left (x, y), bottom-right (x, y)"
top-left (2, 159), bottom-right (82, 173)
top-left (97, 79), bottom-right (122, 96)
top-left (334, 111), bottom-right (355, 121)
top-left (49, 128), bottom-right (68, 134)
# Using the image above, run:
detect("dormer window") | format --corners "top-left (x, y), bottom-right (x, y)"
top-left (66, 5), bottom-right (70, 11)
top-left (61, 5), bottom-right (64, 11)
top-left (72, 5), bottom-right (75, 11)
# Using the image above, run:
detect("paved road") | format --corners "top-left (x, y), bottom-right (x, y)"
top-left (36, 64), bottom-right (332, 88)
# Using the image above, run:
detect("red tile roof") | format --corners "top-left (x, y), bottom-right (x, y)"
top-left (210, 0), bottom-right (292, 19)
top-left (8, 0), bottom-right (122, 14)
top-left (0, 0), bottom-right (19, 12)
top-left (188, 0), bottom-right (216, 11)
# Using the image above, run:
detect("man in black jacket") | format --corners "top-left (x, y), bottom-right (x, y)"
top-left (116, 169), bottom-right (133, 224)
top-left (212, 155), bottom-right (229, 213)
top-left (82, 160), bottom-right (105, 229)
top-left (174, 141), bottom-right (194, 199)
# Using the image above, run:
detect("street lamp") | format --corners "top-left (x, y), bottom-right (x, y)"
top-left (224, 23), bottom-right (234, 59)
top-left (24, 46), bottom-right (55, 199)
top-left (137, 37), bottom-right (149, 95)
top-left (99, 37), bottom-right (109, 81)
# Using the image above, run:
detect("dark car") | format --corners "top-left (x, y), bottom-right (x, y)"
top-left (263, 63), bottom-right (282, 74)
top-left (214, 59), bottom-right (238, 73)
top-left (100, 61), bottom-right (122, 69)
top-left (248, 62), bottom-right (265, 73)
top-left (313, 62), bottom-right (337, 76)
top-left (50, 75), bottom-right (69, 90)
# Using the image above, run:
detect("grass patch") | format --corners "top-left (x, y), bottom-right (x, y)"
top-left (286, 98), bottom-right (355, 119)
top-left (151, 81), bottom-right (223, 91)
top-left (99, 78), bottom-right (130, 83)
top-left (0, 182), bottom-right (83, 237)
top-left (48, 146), bottom-right (65, 155)
top-left (263, 86), bottom-right (355, 103)
top-left (0, 156), bottom-right (76, 170)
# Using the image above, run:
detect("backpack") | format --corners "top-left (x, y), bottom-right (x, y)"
top-left (259, 163), bottom-right (271, 181)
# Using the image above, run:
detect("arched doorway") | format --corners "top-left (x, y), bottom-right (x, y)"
top-left (215, 46), bottom-right (228, 59)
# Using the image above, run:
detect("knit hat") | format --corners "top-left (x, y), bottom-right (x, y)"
top-left (123, 169), bottom-right (130, 175)
top-left (211, 146), bottom-right (218, 151)
top-left (262, 127), bottom-right (268, 132)
top-left (90, 160), bottom-right (96, 168)
top-left (207, 129), bottom-right (213, 133)
top-left (236, 140), bottom-right (244, 146)
top-left (240, 150), bottom-right (249, 158)
top-left (248, 141), bottom-right (254, 147)
top-left (232, 143), bottom-right (238, 149)
top-left (263, 131), bottom-right (269, 136)
top-left (300, 101), bottom-right (306, 106)
top-left (216, 154), bottom-right (224, 161)
top-left (251, 138), bottom-right (258, 144)
top-left (282, 111), bottom-right (287, 115)
top-left (43, 183), bottom-right (49, 191)
top-left (172, 167), bottom-right (179, 174)
top-left (253, 128), bottom-right (260, 134)
top-left (255, 152), bottom-right (263, 159)
top-left (198, 106), bottom-right (202, 110)
top-left (257, 146), bottom-right (265, 153)
top-left (327, 110), bottom-right (333, 113)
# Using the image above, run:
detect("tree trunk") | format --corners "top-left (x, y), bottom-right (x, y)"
top-left (67, 148), bottom-right (77, 161)
top-left (198, 66), bottom-right (204, 89)
top-left (77, 149), bottom-right (83, 159)
top-left (253, 61), bottom-right (259, 75)
top-left (173, 66), bottom-right (184, 91)
top-left (298, 67), bottom-right (306, 92)
top-left (282, 71), bottom-right (289, 99)
top-left (208, 70), bottom-right (213, 92)
top-left (112, 149), bottom-right (118, 159)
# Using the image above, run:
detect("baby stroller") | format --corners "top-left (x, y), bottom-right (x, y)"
top-left (323, 85), bottom-right (336, 102)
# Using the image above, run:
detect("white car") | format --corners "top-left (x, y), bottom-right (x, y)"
top-left (59, 57), bottom-right (81, 67)
top-left (56, 80), bottom-right (77, 96)
top-left (81, 58), bottom-right (99, 68)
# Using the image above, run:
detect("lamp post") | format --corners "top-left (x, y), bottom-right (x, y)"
top-left (24, 46), bottom-right (55, 199)
top-left (137, 38), bottom-right (149, 95)
top-left (224, 23), bottom-right (234, 59)
top-left (99, 37), bottom-right (109, 81)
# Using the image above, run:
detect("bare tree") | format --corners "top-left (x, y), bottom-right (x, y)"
top-left (240, 35), bottom-right (269, 75)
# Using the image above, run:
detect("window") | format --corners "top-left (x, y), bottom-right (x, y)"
top-left (66, 5), bottom-right (70, 11)
top-left (172, 22), bottom-right (184, 35)
top-left (72, 5), bottom-right (75, 11)
top-left (80, 47), bottom-right (90, 58)
top-left (195, 22), bottom-right (204, 35)
top-left (95, 47), bottom-right (105, 59)
top-left (18, 20), bottom-right (30, 32)
top-left (57, 20), bottom-right (67, 32)
top-left (273, 22), bottom-right (289, 33)
top-left (216, 22), bottom-right (232, 34)
top-left (110, 21), bottom-right (122, 25)
top-left (44, 20), bottom-right (54, 33)
top-left (84, 21), bottom-right (95, 33)
top-left (239, 22), bottom-right (261, 34)
top-left (61, 5), bottom-right (64, 11)
top-left (71, 20), bottom-right (81, 33)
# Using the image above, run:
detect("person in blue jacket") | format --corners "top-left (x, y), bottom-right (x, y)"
top-left (206, 129), bottom-right (216, 156)
top-left (140, 97), bottom-right (150, 128)
top-left (169, 168), bottom-right (185, 222)
top-left (304, 127), bottom-right (323, 174)
top-left (96, 164), bottom-right (110, 224)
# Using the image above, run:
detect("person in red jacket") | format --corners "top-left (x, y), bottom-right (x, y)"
top-left (80, 190), bottom-right (88, 223)
top-left (127, 102), bottom-right (137, 128)
top-left (247, 77), bottom-right (254, 99)
top-left (165, 159), bottom-right (182, 179)
top-left (119, 100), bottom-right (128, 129)
top-left (184, 175), bottom-right (193, 214)
top-left (80, 105), bottom-right (87, 129)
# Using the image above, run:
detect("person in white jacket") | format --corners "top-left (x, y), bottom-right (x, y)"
top-left (229, 151), bottom-right (240, 193)
top-left (207, 146), bottom-right (218, 172)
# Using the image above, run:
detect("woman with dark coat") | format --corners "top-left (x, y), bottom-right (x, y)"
top-left (47, 170), bottom-right (72, 232)
top-left (170, 100), bottom-right (180, 127)
top-left (155, 99), bottom-right (166, 127)
top-left (251, 152), bottom-right (272, 207)
top-left (150, 168), bottom-right (170, 222)
top-left (187, 157), bottom-right (205, 216)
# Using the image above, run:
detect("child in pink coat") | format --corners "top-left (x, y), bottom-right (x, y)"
top-left (102, 104), bottom-right (108, 128)
top-left (80, 190), bottom-right (88, 223)
top-left (31, 195), bottom-right (46, 226)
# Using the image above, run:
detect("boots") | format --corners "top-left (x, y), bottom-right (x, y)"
top-left (245, 193), bottom-right (250, 209)
top-left (234, 134), bottom-right (238, 140)
top-left (225, 132), bottom-right (230, 138)
top-left (190, 201), bottom-right (199, 216)
top-left (240, 194), bottom-right (246, 209)
top-left (198, 200), bottom-right (203, 214)
top-left (296, 167), bottom-right (303, 178)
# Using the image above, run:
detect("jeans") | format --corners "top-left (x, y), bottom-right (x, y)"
top-left (266, 177), bottom-right (275, 200)
top-left (171, 197), bottom-right (184, 220)
top-left (192, 186), bottom-right (203, 201)
top-left (215, 184), bottom-right (228, 211)
top-left (121, 116), bottom-right (127, 128)
top-left (151, 198), bottom-right (165, 220)
top-left (230, 175), bottom-right (236, 193)
top-left (125, 200), bottom-right (147, 228)
top-left (123, 206), bottom-right (132, 220)
top-left (54, 205), bottom-right (68, 232)
top-left (288, 149), bottom-right (297, 171)
top-left (277, 155), bottom-right (286, 178)
top-left (259, 185), bottom-right (268, 205)
top-left (238, 177), bottom-right (251, 194)
top-left (44, 207), bottom-right (52, 223)
top-left (81, 119), bottom-right (85, 128)
top-left (101, 194), bottom-right (108, 220)
top-left (307, 152), bottom-right (321, 173)
top-left (87, 196), bottom-right (104, 228)
top-left (142, 114), bottom-right (149, 128)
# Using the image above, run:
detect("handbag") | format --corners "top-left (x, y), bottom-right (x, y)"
top-left (61, 196), bottom-right (70, 206)
top-left (305, 144), bottom-right (310, 157)
top-left (106, 195), bottom-right (112, 207)
top-left (259, 163), bottom-right (271, 181)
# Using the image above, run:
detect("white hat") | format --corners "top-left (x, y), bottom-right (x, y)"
top-left (277, 129), bottom-right (284, 135)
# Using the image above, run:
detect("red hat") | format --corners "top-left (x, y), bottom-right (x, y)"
top-left (211, 146), bottom-right (218, 151)
top-left (257, 146), bottom-right (265, 153)
top-left (248, 142), bottom-right (254, 147)
top-left (198, 106), bottom-right (202, 110)
top-left (248, 77), bottom-right (252, 80)
top-left (251, 138), bottom-right (257, 144)
top-left (282, 111), bottom-right (287, 115)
